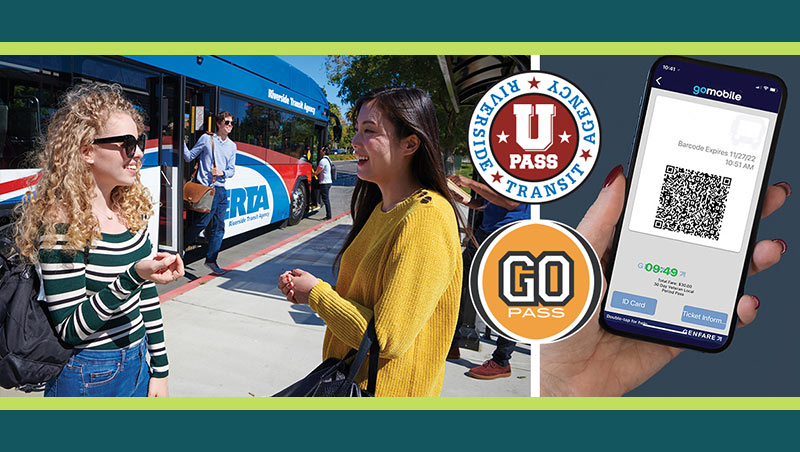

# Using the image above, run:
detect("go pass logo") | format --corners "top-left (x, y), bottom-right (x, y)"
top-left (469, 221), bottom-right (602, 343)
top-left (469, 72), bottom-right (600, 203)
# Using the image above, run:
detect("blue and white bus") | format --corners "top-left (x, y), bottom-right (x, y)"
top-left (0, 55), bottom-right (330, 254)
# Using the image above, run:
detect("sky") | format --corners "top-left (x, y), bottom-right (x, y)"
top-left (278, 55), bottom-right (346, 116)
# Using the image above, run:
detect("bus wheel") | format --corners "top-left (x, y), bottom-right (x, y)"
top-left (288, 182), bottom-right (307, 225)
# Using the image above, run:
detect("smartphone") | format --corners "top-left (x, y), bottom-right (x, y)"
top-left (599, 56), bottom-right (786, 352)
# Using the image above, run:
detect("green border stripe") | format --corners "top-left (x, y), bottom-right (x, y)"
top-left (1, 397), bottom-right (799, 410)
top-left (1, 42), bottom-right (800, 55)
top-left (2, 43), bottom-right (798, 411)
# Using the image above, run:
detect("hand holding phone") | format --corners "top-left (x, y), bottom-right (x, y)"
top-left (539, 169), bottom-right (788, 396)
top-left (599, 56), bottom-right (787, 352)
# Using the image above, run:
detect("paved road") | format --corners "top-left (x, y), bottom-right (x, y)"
top-left (166, 160), bottom-right (359, 291)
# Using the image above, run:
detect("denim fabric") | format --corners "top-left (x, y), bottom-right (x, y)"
top-left (44, 338), bottom-right (150, 397)
top-left (492, 335), bottom-right (517, 367)
top-left (184, 188), bottom-right (228, 263)
top-left (319, 183), bottom-right (332, 219)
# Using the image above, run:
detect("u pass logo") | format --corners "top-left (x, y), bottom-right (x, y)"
top-left (469, 72), bottom-right (601, 203)
top-left (470, 221), bottom-right (602, 344)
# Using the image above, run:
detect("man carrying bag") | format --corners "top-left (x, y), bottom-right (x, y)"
top-left (183, 112), bottom-right (237, 276)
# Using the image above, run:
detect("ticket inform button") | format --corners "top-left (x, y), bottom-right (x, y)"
top-left (681, 305), bottom-right (728, 330)
top-left (610, 291), bottom-right (657, 315)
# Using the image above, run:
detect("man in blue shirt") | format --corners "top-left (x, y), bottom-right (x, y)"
top-left (183, 112), bottom-right (237, 276)
top-left (448, 174), bottom-right (531, 379)
top-left (315, 146), bottom-right (333, 220)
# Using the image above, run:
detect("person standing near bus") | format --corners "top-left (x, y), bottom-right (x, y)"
top-left (315, 146), bottom-right (333, 220)
top-left (278, 87), bottom-right (470, 396)
top-left (14, 82), bottom-right (183, 396)
top-left (183, 112), bottom-right (237, 276)
top-left (446, 174), bottom-right (529, 379)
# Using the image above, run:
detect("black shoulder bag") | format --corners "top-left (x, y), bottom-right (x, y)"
top-left (273, 319), bottom-right (379, 397)
top-left (0, 233), bottom-right (72, 392)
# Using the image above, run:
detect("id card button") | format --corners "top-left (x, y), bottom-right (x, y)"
top-left (610, 291), bottom-right (657, 315)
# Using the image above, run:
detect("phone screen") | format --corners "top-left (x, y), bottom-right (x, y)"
top-left (601, 57), bottom-right (786, 351)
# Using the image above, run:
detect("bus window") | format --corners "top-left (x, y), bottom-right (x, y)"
top-left (0, 102), bottom-right (6, 159)
top-left (0, 58), bottom-right (71, 169)
top-left (73, 56), bottom-right (158, 135)
top-left (6, 95), bottom-right (40, 166)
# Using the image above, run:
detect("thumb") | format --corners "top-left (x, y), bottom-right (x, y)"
top-left (576, 165), bottom-right (626, 258)
top-left (291, 268), bottom-right (307, 277)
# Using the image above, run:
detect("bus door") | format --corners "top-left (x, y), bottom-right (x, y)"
top-left (157, 75), bottom-right (183, 253)
top-left (181, 83), bottom-right (216, 249)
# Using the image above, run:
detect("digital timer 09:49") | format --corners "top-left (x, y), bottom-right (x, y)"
top-left (638, 262), bottom-right (679, 277)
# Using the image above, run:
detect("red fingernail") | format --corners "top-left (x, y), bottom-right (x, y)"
top-left (603, 165), bottom-right (623, 189)
top-left (775, 181), bottom-right (792, 197)
top-left (773, 239), bottom-right (787, 254)
top-left (752, 295), bottom-right (761, 310)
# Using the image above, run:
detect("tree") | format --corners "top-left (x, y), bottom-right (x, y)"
top-left (325, 55), bottom-right (471, 162)
top-left (328, 102), bottom-right (354, 150)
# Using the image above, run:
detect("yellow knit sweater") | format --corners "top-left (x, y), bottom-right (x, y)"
top-left (308, 189), bottom-right (462, 397)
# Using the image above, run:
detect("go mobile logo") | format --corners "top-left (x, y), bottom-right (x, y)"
top-left (469, 221), bottom-right (603, 344)
top-left (692, 84), bottom-right (742, 101)
top-left (468, 71), bottom-right (601, 204)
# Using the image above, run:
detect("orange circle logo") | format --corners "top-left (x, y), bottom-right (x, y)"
top-left (469, 221), bottom-right (602, 343)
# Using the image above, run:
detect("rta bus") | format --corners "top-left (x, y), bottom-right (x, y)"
top-left (0, 55), bottom-right (329, 254)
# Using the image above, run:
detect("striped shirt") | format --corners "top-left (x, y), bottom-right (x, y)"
top-left (38, 226), bottom-right (169, 378)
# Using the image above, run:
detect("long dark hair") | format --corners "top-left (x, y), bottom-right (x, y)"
top-left (335, 86), bottom-right (472, 270)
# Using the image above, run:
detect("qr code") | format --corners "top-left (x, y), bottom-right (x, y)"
top-left (653, 165), bottom-right (731, 241)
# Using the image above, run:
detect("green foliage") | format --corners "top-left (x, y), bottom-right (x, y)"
top-left (324, 55), bottom-right (470, 156)
top-left (328, 102), bottom-right (354, 149)
top-left (458, 161), bottom-right (474, 178)
top-left (457, 161), bottom-right (475, 194)
top-left (328, 154), bottom-right (356, 161)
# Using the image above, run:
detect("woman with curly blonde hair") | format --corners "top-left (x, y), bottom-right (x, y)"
top-left (14, 82), bottom-right (183, 397)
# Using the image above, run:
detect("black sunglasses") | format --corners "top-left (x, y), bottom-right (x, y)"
top-left (92, 134), bottom-right (147, 159)
top-left (223, 120), bottom-right (233, 125)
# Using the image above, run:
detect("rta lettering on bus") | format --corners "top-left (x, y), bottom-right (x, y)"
top-left (226, 185), bottom-right (271, 221)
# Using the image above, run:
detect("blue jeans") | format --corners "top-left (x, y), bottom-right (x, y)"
top-left (492, 336), bottom-right (516, 367)
top-left (319, 183), bottom-right (332, 218)
top-left (44, 338), bottom-right (150, 397)
top-left (185, 187), bottom-right (228, 263)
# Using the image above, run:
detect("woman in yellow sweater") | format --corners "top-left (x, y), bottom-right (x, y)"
top-left (278, 87), bottom-right (468, 396)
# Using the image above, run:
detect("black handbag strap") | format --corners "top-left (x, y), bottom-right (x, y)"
top-left (345, 318), bottom-right (380, 394)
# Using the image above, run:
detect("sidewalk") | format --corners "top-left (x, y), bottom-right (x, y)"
top-left (1, 181), bottom-right (531, 397)
top-left (163, 216), bottom-right (530, 396)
